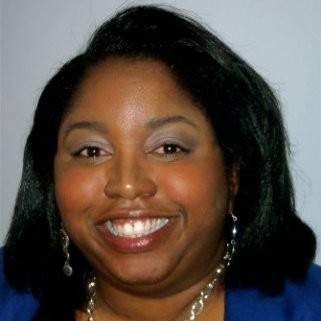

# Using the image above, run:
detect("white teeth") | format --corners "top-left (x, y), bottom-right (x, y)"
top-left (106, 218), bottom-right (169, 238)
top-left (133, 221), bottom-right (144, 234)
top-left (123, 223), bottom-right (133, 236)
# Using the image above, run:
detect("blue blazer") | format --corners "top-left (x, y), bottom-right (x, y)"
top-left (1, 248), bottom-right (321, 321)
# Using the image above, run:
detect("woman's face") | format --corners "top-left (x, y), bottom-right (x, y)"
top-left (54, 57), bottom-right (238, 294)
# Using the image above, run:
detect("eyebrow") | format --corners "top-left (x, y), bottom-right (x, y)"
top-left (62, 115), bottom-right (198, 139)
top-left (146, 115), bottom-right (199, 130)
top-left (63, 121), bottom-right (107, 139)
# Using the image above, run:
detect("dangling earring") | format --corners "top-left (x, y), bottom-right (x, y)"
top-left (224, 212), bottom-right (238, 266)
top-left (86, 274), bottom-right (96, 321)
top-left (60, 223), bottom-right (73, 276)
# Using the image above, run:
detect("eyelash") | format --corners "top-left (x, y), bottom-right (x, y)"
top-left (72, 146), bottom-right (109, 158)
top-left (155, 143), bottom-right (189, 155)
top-left (150, 142), bottom-right (191, 162)
top-left (71, 142), bottom-right (191, 161)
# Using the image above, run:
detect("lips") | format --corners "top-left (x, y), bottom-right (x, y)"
top-left (96, 211), bottom-right (175, 252)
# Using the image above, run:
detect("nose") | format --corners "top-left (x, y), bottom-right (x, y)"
top-left (104, 154), bottom-right (157, 200)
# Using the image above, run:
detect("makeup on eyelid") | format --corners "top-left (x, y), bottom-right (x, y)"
top-left (145, 128), bottom-right (198, 151)
top-left (64, 126), bottom-right (198, 158)
top-left (70, 141), bottom-right (112, 158)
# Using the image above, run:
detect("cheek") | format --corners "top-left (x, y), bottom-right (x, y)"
top-left (54, 166), bottom-right (105, 216)
top-left (158, 161), bottom-right (228, 220)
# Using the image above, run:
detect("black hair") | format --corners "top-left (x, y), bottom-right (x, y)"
top-left (4, 4), bottom-right (316, 314)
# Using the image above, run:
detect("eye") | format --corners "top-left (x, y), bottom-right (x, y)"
top-left (151, 143), bottom-right (190, 161)
top-left (73, 146), bottom-right (109, 158)
top-left (157, 143), bottom-right (187, 154)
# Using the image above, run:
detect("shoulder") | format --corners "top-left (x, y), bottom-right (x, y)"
top-left (226, 264), bottom-right (321, 321)
top-left (284, 264), bottom-right (321, 318)
top-left (0, 247), bottom-right (39, 321)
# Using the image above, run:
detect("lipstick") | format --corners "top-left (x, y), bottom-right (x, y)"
top-left (97, 216), bottom-right (174, 252)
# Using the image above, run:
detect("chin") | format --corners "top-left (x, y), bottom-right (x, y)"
top-left (92, 253), bottom-right (179, 294)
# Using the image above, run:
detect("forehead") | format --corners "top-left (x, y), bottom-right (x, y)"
top-left (57, 56), bottom-right (217, 148)
top-left (65, 57), bottom-right (206, 122)
top-left (75, 57), bottom-right (190, 102)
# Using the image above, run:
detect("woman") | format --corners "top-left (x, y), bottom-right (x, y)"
top-left (1, 5), bottom-right (320, 321)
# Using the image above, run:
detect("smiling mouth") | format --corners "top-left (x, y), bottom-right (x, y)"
top-left (105, 218), bottom-right (169, 238)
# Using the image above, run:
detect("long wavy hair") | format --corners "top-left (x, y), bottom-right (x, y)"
top-left (4, 4), bottom-right (316, 314)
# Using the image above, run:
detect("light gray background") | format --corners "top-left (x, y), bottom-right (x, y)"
top-left (1, 0), bottom-right (321, 264)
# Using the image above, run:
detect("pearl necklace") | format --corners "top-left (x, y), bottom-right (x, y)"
top-left (85, 262), bottom-right (225, 321)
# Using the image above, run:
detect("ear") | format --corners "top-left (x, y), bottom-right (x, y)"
top-left (227, 162), bottom-right (239, 213)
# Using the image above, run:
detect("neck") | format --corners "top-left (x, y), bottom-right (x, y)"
top-left (79, 271), bottom-right (225, 321)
